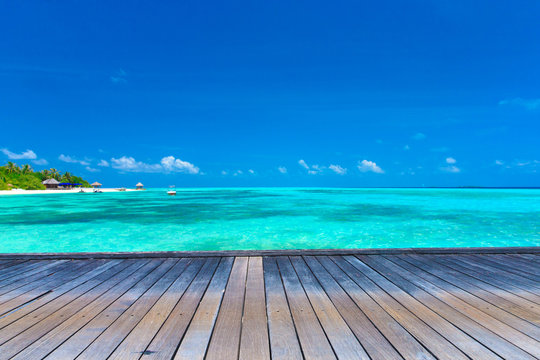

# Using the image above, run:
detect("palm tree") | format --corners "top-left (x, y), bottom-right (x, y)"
top-left (21, 164), bottom-right (33, 174)
top-left (49, 168), bottom-right (60, 180)
top-left (62, 171), bottom-right (72, 182)
top-left (41, 169), bottom-right (50, 178)
top-left (6, 162), bottom-right (20, 174)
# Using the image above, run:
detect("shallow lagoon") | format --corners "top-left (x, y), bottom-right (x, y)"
top-left (0, 188), bottom-right (538, 253)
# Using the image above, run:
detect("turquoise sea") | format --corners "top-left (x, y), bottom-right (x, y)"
top-left (0, 188), bottom-right (538, 253)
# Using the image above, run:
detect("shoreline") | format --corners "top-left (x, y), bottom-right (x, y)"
top-left (0, 246), bottom-right (538, 259)
top-left (0, 188), bottom-right (141, 196)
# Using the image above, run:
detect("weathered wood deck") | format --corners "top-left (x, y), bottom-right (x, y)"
top-left (0, 251), bottom-right (538, 359)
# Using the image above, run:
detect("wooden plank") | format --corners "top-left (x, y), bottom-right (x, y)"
top-left (0, 261), bottom-right (61, 288)
top-left (361, 254), bottom-right (536, 359)
top-left (0, 260), bottom-right (41, 281)
top-left (262, 256), bottom-right (303, 360)
top-left (0, 260), bottom-right (67, 286)
top-left (496, 254), bottom-right (540, 276)
top-left (0, 260), bottom-right (126, 345)
top-left (0, 260), bottom-right (29, 278)
top-left (391, 255), bottom-right (540, 333)
top-left (335, 255), bottom-right (468, 360)
top-left (276, 256), bottom-right (337, 360)
top-left (468, 254), bottom-right (540, 281)
top-left (486, 255), bottom-right (540, 277)
top-left (10, 259), bottom-right (158, 360)
top-left (0, 260), bottom-right (99, 316)
top-left (106, 258), bottom-right (207, 360)
top-left (304, 256), bottom-right (405, 360)
top-left (0, 260), bottom-right (74, 296)
top-left (0, 260), bottom-right (27, 273)
top-left (290, 256), bottom-right (369, 360)
top-left (317, 255), bottom-right (432, 360)
top-left (173, 257), bottom-right (234, 360)
top-left (0, 260), bottom-right (85, 305)
top-left (239, 257), bottom-right (271, 360)
top-left (0, 260), bottom-right (69, 303)
top-left (139, 257), bottom-right (222, 360)
top-left (0, 260), bottom-right (137, 358)
top-left (416, 254), bottom-right (540, 319)
top-left (0, 252), bottom-right (536, 360)
top-left (512, 254), bottom-right (540, 263)
top-left (44, 259), bottom-right (177, 360)
top-left (205, 256), bottom-right (249, 360)
top-left (75, 258), bottom-right (193, 360)
top-left (0, 260), bottom-right (126, 331)
top-left (437, 255), bottom-right (540, 307)
top-left (448, 255), bottom-right (540, 297)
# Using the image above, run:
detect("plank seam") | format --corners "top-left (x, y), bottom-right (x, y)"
top-left (139, 258), bottom-right (213, 359)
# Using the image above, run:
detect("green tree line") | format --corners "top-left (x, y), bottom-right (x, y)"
top-left (0, 162), bottom-right (91, 190)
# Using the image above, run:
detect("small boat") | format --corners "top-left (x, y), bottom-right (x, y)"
top-left (167, 185), bottom-right (176, 196)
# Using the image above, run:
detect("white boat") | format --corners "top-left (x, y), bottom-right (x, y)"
top-left (167, 185), bottom-right (176, 196)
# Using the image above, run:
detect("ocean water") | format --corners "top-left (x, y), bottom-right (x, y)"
top-left (0, 188), bottom-right (538, 253)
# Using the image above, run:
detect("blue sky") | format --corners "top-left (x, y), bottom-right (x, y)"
top-left (0, 0), bottom-right (539, 187)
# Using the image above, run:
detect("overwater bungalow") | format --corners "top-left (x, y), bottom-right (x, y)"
top-left (136, 182), bottom-right (144, 190)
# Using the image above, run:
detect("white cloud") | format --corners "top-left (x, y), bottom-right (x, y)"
top-left (308, 164), bottom-right (323, 175)
top-left (248, 169), bottom-right (255, 174)
top-left (357, 160), bottom-right (384, 174)
top-left (85, 166), bottom-right (100, 172)
top-left (233, 170), bottom-right (243, 176)
top-left (110, 156), bottom-right (162, 173)
top-left (412, 133), bottom-right (426, 140)
top-left (1, 148), bottom-right (37, 160)
top-left (110, 68), bottom-right (127, 83)
top-left (98, 160), bottom-right (109, 167)
top-left (329, 164), bottom-right (347, 175)
top-left (221, 170), bottom-right (228, 175)
top-left (160, 156), bottom-right (199, 174)
top-left (515, 160), bottom-right (536, 167)
top-left (499, 98), bottom-right (540, 110)
top-left (497, 159), bottom-right (539, 171)
top-left (58, 154), bottom-right (90, 166)
top-left (278, 166), bottom-right (287, 174)
top-left (446, 157), bottom-right (457, 164)
top-left (32, 159), bottom-right (48, 165)
top-left (110, 155), bottom-right (200, 174)
top-left (440, 165), bottom-right (461, 173)
top-left (298, 160), bottom-right (324, 174)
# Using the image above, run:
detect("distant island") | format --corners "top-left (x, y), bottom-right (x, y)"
top-left (0, 162), bottom-right (91, 190)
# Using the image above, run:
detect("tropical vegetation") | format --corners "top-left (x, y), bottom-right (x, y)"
top-left (0, 162), bottom-right (91, 190)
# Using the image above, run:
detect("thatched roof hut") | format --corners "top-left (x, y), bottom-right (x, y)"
top-left (91, 182), bottom-right (102, 188)
top-left (136, 182), bottom-right (144, 190)
top-left (42, 178), bottom-right (59, 189)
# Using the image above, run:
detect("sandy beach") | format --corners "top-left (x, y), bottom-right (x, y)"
top-left (0, 188), bottom-right (140, 196)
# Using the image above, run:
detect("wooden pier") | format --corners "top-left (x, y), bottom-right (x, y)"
top-left (0, 250), bottom-right (538, 359)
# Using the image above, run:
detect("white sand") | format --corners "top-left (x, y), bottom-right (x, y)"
top-left (0, 188), bottom-right (141, 196)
